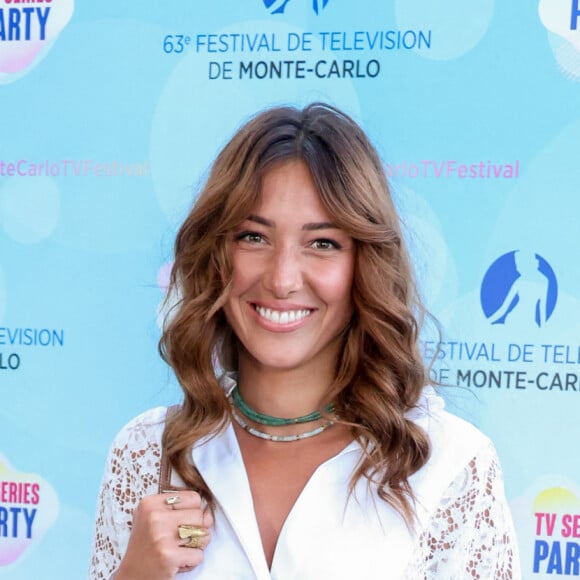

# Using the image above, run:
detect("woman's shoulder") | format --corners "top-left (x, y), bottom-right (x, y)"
top-left (408, 387), bottom-right (501, 508)
top-left (410, 386), bottom-right (492, 454)
top-left (109, 406), bottom-right (170, 454)
top-left (404, 389), bottom-right (519, 577)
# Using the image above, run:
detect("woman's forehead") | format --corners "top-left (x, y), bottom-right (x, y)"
top-left (250, 161), bottom-right (332, 222)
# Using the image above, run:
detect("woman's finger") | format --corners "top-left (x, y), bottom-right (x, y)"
top-left (177, 525), bottom-right (211, 550)
top-left (159, 490), bottom-right (203, 511)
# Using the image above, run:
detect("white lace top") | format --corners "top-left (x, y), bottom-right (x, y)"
top-left (89, 388), bottom-right (520, 579)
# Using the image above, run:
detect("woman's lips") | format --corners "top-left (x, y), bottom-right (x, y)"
top-left (252, 304), bottom-right (314, 327)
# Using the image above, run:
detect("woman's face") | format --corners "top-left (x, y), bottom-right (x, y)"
top-left (223, 160), bottom-right (355, 375)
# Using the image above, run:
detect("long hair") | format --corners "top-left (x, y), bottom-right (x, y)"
top-left (159, 103), bottom-right (431, 522)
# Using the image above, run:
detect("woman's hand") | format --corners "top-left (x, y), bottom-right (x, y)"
top-left (114, 491), bottom-right (213, 580)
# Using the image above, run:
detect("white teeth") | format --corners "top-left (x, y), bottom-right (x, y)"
top-left (255, 306), bottom-right (311, 325)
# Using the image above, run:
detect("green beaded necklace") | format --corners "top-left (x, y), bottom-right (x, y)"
top-left (231, 385), bottom-right (334, 426)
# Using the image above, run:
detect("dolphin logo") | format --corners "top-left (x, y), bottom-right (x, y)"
top-left (263, 0), bottom-right (292, 13)
top-left (262, 0), bottom-right (330, 15)
top-left (312, 0), bottom-right (329, 14)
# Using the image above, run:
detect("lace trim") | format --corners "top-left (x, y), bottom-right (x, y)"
top-left (404, 442), bottom-right (520, 579)
top-left (89, 408), bottom-right (166, 579)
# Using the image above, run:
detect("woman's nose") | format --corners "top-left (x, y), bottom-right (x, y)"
top-left (263, 246), bottom-right (303, 298)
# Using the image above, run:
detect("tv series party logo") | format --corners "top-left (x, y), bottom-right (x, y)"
top-left (0, 0), bottom-right (74, 85)
top-left (539, 0), bottom-right (580, 80)
top-left (533, 487), bottom-right (580, 575)
top-left (263, 0), bottom-right (330, 15)
top-left (0, 452), bottom-right (58, 566)
top-left (480, 251), bottom-right (558, 328)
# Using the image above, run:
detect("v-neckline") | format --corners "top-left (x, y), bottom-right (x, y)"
top-left (268, 439), bottom-right (358, 574)
top-left (191, 421), bottom-right (359, 577)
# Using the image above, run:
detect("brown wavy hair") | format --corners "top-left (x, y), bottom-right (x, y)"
top-left (160, 102), bottom-right (431, 523)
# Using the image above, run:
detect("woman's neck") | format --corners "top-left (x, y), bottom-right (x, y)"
top-left (236, 356), bottom-right (335, 418)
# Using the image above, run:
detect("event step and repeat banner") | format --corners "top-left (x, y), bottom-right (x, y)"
top-left (1, 1), bottom-right (579, 577)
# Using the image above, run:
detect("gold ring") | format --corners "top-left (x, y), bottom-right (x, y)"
top-left (165, 495), bottom-right (181, 508)
top-left (178, 524), bottom-right (208, 549)
top-left (184, 535), bottom-right (205, 549)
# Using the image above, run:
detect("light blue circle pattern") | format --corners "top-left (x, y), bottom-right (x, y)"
top-left (0, 177), bottom-right (60, 244)
top-left (394, 0), bottom-right (494, 60)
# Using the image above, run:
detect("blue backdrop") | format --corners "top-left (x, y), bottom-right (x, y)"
top-left (1, 1), bottom-right (579, 577)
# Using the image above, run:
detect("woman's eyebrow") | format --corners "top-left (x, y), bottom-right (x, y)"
top-left (302, 222), bottom-right (338, 231)
top-left (247, 214), bottom-right (275, 227)
top-left (246, 215), bottom-right (338, 231)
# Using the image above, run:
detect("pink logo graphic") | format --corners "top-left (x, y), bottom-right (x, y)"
top-left (533, 487), bottom-right (580, 575)
top-left (0, 452), bottom-right (59, 566)
top-left (539, 0), bottom-right (580, 80)
top-left (511, 478), bottom-right (580, 578)
top-left (0, 0), bottom-right (74, 84)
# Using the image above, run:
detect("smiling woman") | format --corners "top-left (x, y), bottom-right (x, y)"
top-left (224, 161), bottom-right (355, 378)
top-left (89, 103), bottom-right (520, 579)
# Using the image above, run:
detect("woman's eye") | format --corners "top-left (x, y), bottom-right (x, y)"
top-left (236, 231), bottom-right (264, 244)
top-left (311, 239), bottom-right (340, 250)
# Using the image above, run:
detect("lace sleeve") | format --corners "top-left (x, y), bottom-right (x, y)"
top-left (405, 442), bottom-right (521, 579)
top-left (88, 408), bottom-right (166, 580)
